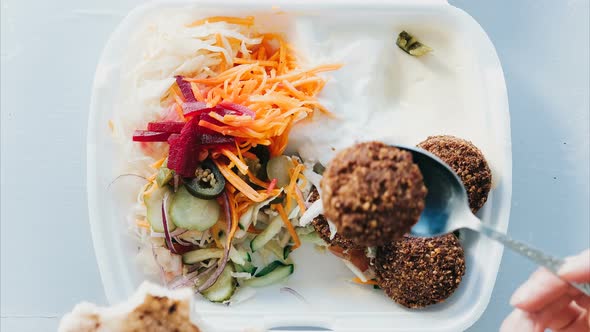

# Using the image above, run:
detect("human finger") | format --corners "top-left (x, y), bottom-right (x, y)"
top-left (531, 295), bottom-right (573, 328)
top-left (511, 268), bottom-right (570, 311)
top-left (573, 293), bottom-right (590, 309)
top-left (547, 302), bottom-right (586, 331)
top-left (500, 308), bottom-right (542, 332)
top-left (557, 306), bottom-right (588, 332)
top-left (559, 250), bottom-right (590, 284)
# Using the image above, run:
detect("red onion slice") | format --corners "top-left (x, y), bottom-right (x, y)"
top-left (173, 236), bottom-right (193, 246)
top-left (170, 228), bottom-right (188, 237)
top-left (197, 191), bottom-right (232, 292)
top-left (151, 227), bottom-right (187, 238)
top-left (161, 192), bottom-right (178, 254)
top-left (170, 269), bottom-right (200, 289)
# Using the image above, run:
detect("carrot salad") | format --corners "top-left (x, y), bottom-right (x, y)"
top-left (126, 16), bottom-right (341, 302)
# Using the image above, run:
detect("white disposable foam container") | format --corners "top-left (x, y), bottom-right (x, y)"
top-left (87, 1), bottom-right (512, 331)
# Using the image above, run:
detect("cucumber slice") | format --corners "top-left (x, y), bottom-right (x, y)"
top-left (256, 260), bottom-right (284, 277)
top-left (250, 216), bottom-right (283, 252)
top-left (299, 231), bottom-right (327, 246)
top-left (242, 264), bottom-right (294, 288)
top-left (229, 246), bottom-right (250, 265)
top-left (264, 240), bottom-right (288, 263)
top-left (145, 185), bottom-right (175, 233)
top-left (182, 248), bottom-right (224, 264)
top-left (202, 265), bottom-right (237, 303)
top-left (169, 186), bottom-right (220, 231)
top-left (283, 245), bottom-right (293, 260)
top-left (234, 262), bottom-right (257, 275)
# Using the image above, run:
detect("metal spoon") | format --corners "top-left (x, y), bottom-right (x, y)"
top-left (395, 145), bottom-right (590, 296)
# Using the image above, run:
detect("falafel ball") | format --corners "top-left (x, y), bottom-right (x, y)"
top-left (375, 234), bottom-right (466, 308)
top-left (308, 188), bottom-right (360, 249)
top-left (321, 142), bottom-right (427, 247)
top-left (417, 135), bottom-right (492, 213)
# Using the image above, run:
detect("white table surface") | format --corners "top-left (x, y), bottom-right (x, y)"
top-left (1, 0), bottom-right (589, 331)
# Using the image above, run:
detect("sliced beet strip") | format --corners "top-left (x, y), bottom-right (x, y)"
top-left (132, 130), bottom-right (173, 142)
top-left (182, 101), bottom-right (209, 117)
top-left (147, 121), bottom-right (186, 133)
top-left (175, 76), bottom-right (197, 102)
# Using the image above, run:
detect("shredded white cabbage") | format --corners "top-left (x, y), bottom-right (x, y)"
top-left (250, 193), bottom-right (281, 227)
top-left (302, 163), bottom-right (323, 194)
top-left (299, 199), bottom-right (323, 226)
top-left (112, 16), bottom-right (263, 171)
top-left (230, 272), bottom-right (252, 279)
top-left (153, 247), bottom-right (182, 274)
top-left (176, 230), bottom-right (204, 244)
top-left (327, 219), bottom-right (338, 240)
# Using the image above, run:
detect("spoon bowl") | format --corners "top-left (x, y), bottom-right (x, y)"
top-left (396, 146), bottom-right (472, 237)
top-left (392, 145), bottom-right (590, 296)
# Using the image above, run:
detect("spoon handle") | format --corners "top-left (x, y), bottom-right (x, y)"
top-left (468, 223), bottom-right (590, 296)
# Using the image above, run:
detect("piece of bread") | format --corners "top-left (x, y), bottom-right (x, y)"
top-left (58, 282), bottom-right (200, 332)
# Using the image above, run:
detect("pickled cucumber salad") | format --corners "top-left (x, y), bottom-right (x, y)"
top-left (118, 16), bottom-right (341, 303)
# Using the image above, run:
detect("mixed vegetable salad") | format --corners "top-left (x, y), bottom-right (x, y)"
top-left (122, 16), bottom-right (341, 303)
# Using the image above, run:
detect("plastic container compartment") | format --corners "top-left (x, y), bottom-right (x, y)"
top-left (87, 1), bottom-right (511, 331)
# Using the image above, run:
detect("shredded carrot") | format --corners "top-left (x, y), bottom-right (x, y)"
top-left (190, 82), bottom-right (205, 102)
top-left (135, 218), bottom-right (150, 230)
top-left (216, 33), bottom-right (226, 72)
top-left (242, 151), bottom-right (258, 160)
top-left (150, 157), bottom-right (166, 169)
top-left (237, 200), bottom-right (254, 215)
top-left (247, 171), bottom-right (270, 188)
top-left (352, 277), bottom-right (378, 286)
top-left (247, 224), bottom-right (262, 234)
top-left (148, 172), bottom-right (158, 182)
top-left (285, 163), bottom-right (304, 213)
top-left (221, 148), bottom-right (249, 175)
top-left (297, 173), bottom-right (308, 191)
top-left (233, 58), bottom-right (278, 67)
top-left (145, 17), bottom-right (340, 258)
top-left (278, 38), bottom-right (287, 74)
top-left (174, 104), bottom-right (185, 121)
top-left (172, 88), bottom-right (184, 105)
top-left (214, 159), bottom-right (266, 202)
top-left (267, 64), bottom-right (343, 83)
top-left (257, 46), bottom-right (266, 60)
top-left (187, 16), bottom-right (255, 27)
top-left (274, 204), bottom-right (301, 250)
top-left (294, 186), bottom-right (307, 214)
